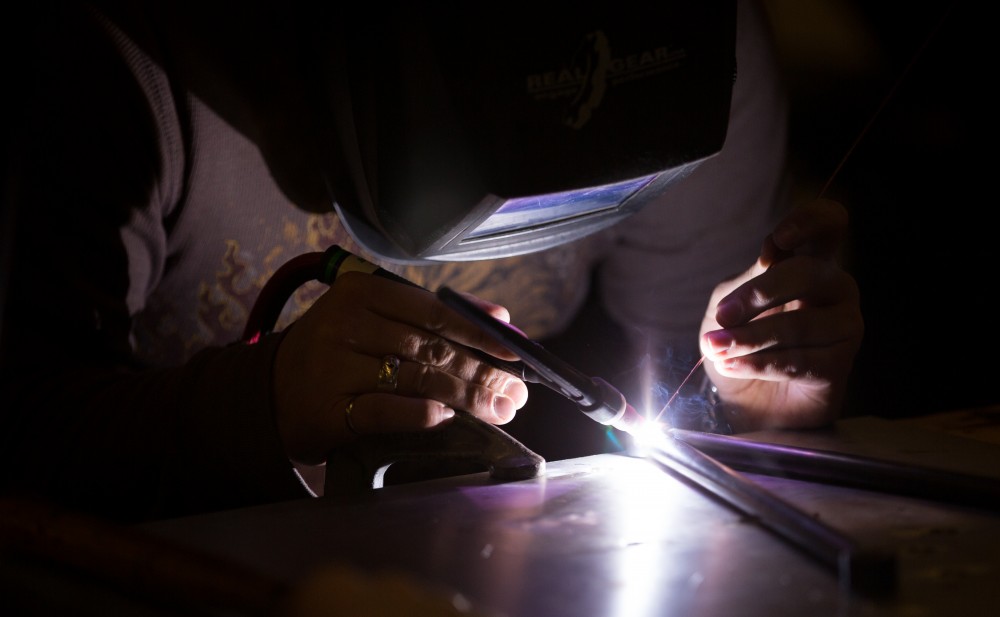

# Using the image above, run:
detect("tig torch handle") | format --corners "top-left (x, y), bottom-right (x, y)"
top-left (324, 247), bottom-right (644, 433)
top-left (436, 286), bottom-right (644, 432)
top-left (319, 245), bottom-right (412, 286)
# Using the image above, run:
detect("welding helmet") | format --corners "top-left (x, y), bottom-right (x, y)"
top-left (307, 1), bottom-right (736, 264)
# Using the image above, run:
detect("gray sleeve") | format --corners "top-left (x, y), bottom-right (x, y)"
top-left (599, 0), bottom-right (790, 361)
top-left (0, 3), bottom-right (309, 523)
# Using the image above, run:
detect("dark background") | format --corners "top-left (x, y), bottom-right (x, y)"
top-left (773, 1), bottom-right (993, 420)
top-left (505, 0), bottom-right (996, 461)
top-left (3, 2), bottom-right (993, 462)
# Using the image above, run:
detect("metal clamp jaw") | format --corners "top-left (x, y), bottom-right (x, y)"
top-left (325, 411), bottom-right (545, 497)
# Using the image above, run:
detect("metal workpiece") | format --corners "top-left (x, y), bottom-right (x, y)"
top-left (644, 433), bottom-right (897, 595)
top-left (669, 427), bottom-right (1000, 510)
top-left (143, 433), bottom-right (1000, 617)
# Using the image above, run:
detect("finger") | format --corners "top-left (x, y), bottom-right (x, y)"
top-left (457, 291), bottom-right (512, 324)
top-left (362, 354), bottom-right (527, 424)
top-left (706, 340), bottom-right (855, 385)
top-left (341, 308), bottom-right (530, 413)
top-left (342, 394), bottom-right (457, 436)
top-left (351, 314), bottom-right (520, 387)
top-left (336, 272), bottom-right (520, 361)
top-left (767, 198), bottom-right (849, 260)
top-left (703, 303), bottom-right (860, 361)
top-left (714, 256), bottom-right (856, 327)
top-left (758, 233), bottom-right (793, 269)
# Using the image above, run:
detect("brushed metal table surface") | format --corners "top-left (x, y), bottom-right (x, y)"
top-left (143, 415), bottom-right (1000, 617)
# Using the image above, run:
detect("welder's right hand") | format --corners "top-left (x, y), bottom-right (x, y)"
top-left (272, 272), bottom-right (529, 465)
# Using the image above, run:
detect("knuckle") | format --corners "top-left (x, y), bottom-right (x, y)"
top-left (473, 362), bottom-right (503, 388)
top-left (748, 286), bottom-right (775, 310)
top-left (418, 336), bottom-right (456, 368)
top-left (396, 332), bottom-right (424, 358)
top-left (774, 357), bottom-right (803, 378)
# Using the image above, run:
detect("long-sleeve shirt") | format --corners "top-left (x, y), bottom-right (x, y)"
top-left (1, 0), bottom-right (787, 522)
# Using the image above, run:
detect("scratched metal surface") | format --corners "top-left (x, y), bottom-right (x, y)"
top-left (143, 438), bottom-right (1000, 617)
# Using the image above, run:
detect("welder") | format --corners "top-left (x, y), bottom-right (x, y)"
top-left (0, 0), bottom-right (862, 522)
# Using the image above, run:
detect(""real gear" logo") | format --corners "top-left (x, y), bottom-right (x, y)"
top-left (525, 31), bottom-right (687, 129)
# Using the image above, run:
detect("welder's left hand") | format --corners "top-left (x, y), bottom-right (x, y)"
top-left (698, 198), bottom-right (863, 432)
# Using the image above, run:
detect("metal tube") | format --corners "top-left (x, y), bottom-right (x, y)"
top-left (669, 428), bottom-right (1000, 510)
top-left (645, 434), bottom-right (897, 595)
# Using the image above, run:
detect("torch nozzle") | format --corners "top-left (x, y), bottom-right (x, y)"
top-left (610, 403), bottom-right (647, 435)
top-left (576, 377), bottom-right (647, 435)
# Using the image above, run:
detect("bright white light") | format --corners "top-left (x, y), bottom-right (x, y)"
top-left (603, 441), bottom-right (698, 617)
top-left (623, 408), bottom-right (673, 455)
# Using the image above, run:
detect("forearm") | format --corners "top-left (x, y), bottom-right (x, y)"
top-left (0, 333), bottom-right (307, 523)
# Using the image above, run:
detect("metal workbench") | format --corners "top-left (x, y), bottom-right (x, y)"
top-left (137, 413), bottom-right (1000, 617)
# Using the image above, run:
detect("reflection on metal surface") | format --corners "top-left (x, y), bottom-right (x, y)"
top-left (634, 428), bottom-right (897, 595)
top-left (606, 464), bottom-right (692, 617)
top-left (669, 427), bottom-right (1000, 510)
top-left (142, 439), bottom-right (1000, 617)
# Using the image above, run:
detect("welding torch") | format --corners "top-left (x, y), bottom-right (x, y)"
top-left (246, 245), bottom-right (901, 593)
top-left (243, 244), bottom-right (645, 434)
top-left (436, 285), bottom-right (645, 434)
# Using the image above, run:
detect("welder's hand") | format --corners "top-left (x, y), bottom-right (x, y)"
top-left (272, 272), bottom-right (529, 465)
top-left (698, 198), bottom-right (863, 432)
